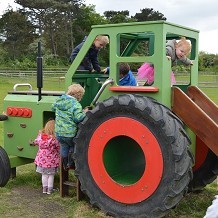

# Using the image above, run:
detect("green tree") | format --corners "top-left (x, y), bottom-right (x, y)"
top-left (72, 5), bottom-right (108, 45)
top-left (0, 41), bottom-right (8, 64)
top-left (0, 10), bottom-right (36, 60)
top-left (15, 0), bottom-right (84, 58)
top-left (198, 51), bottom-right (218, 72)
top-left (133, 8), bottom-right (166, 21)
top-left (104, 10), bottom-right (135, 23)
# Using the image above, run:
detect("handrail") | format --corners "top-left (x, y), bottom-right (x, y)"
top-left (91, 78), bottom-right (114, 106)
top-left (13, 83), bottom-right (32, 91)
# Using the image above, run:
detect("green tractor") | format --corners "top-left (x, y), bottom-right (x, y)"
top-left (0, 21), bottom-right (217, 217)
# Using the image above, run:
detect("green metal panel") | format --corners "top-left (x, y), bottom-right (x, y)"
top-left (9, 156), bottom-right (33, 168)
top-left (3, 94), bottom-right (59, 160)
top-left (72, 72), bottom-right (109, 107)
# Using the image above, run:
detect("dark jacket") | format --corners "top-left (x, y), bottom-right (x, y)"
top-left (69, 40), bottom-right (101, 72)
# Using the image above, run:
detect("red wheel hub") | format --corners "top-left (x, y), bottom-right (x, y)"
top-left (88, 117), bottom-right (163, 204)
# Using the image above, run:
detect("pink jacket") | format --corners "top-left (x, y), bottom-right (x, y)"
top-left (34, 132), bottom-right (60, 168)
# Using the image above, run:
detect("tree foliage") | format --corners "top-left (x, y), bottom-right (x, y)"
top-left (72, 5), bottom-right (107, 46)
top-left (198, 51), bottom-right (217, 70)
top-left (0, 10), bottom-right (36, 60)
top-left (0, 2), bottom-right (217, 71)
top-left (14, 0), bottom-right (85, 58)
top-left (133, 8), bottom-right (166, 21)
top-left (104, 10), bottom-right (135, 23)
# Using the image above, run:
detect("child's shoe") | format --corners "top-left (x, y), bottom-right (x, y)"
top-left (68, 162), bottom-right (75, 170)
top-left (47, 187), bottom-right (53, 195)
top-left (62, 157), bottom-right (69, 171)
top-left (68, 152), bottom-right (75, 170)
top-left (43, 186), bottom-right (48, 194)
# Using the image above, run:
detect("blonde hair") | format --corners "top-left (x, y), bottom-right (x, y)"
top-left (67, 84), bottom-right (85, 101)
top-left (95, 35), bottom-right (109, 45)
top-left (42, 119), bottom-right (55, 137)
top-left (176, 37), bottom-right (191, 55)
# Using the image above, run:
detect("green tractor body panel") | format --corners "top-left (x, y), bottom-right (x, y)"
top-left (3, 94), bottom-right (59, 160)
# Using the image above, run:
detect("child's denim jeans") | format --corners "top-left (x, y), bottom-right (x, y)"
top-left (56, 136), bottom-right (74, 158)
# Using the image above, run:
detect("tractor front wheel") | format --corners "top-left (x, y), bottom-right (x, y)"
top-left (74, 94), bottom-right (193, 217)
top-left (0, 146), bottom-right (11, 187)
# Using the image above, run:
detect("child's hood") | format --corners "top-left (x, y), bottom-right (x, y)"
top-left (34, 133), bottom-right (54, 148)
top-left (40, 133), bottom-right (53, 143)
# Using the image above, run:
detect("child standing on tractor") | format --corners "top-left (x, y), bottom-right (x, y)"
top-left (137, 37), bottom-right (193, 85)
top-left (69, 35), bottom-right (109, 73)
top-left (34, 119), bottom-right (60, 194)
top-left (51, 84), bottom-right (88, 171)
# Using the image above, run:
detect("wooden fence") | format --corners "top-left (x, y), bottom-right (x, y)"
top-left (0, 70), bottom-right (66, 78)
top-left (0, 70), bottom-right (217, 88)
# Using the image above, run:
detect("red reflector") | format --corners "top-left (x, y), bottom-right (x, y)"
top-left (7, 107), bottom-right (32, 118)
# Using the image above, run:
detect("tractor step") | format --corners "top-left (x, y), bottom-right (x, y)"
top-left (60, 159), bottom-right (84, 201)
top-left (63, 181), bottom-right (77, 187)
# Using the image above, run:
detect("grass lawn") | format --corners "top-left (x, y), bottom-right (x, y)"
top-left (0, 74), bottom-right (217, 217)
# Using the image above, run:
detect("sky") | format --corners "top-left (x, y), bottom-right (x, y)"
top-left (1, 0), bottom-right (218, 54)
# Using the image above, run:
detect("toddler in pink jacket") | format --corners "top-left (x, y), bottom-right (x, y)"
top-left (34, 119), bottom-right (60, 194)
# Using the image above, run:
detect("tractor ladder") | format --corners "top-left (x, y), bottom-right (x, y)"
top-left (172, 86), bottom-right (218, 156)
top-left (59, 158), bottom-right (84, 200)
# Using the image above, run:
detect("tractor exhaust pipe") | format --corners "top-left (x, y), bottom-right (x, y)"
top-left (37, 41), bottom-right (43, 101)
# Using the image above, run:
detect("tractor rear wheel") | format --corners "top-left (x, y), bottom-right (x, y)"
top-left (0, 146), bottom-right (11, 187)
top-left (189, 137), bottom-right (218, 191)
top-left (74, 94), bottom-right (193, 217)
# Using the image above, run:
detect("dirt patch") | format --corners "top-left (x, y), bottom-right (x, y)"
top-left (2, 186), bottom-right (67, 218)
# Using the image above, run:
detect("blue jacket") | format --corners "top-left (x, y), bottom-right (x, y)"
top-left (119, 70), bottom-right (137, 86)
top-left (106, 67), bottom-right (137, 86)
top-left (69, 39), bottom-right (101, 72)
top-left (51, 95), bottom-right (86, 137)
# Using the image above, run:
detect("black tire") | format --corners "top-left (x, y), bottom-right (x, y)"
top-left (74, 94), bottom-right (193, 218)
top-left (0, 146), bottom-right (11, 187)
top-left (189, 149), bottom-right (218, 191)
